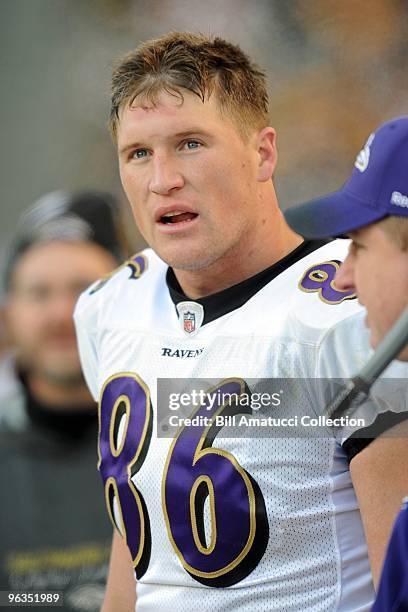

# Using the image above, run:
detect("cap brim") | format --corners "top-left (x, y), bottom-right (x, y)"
top-left (284, 189), bottom-right (387, 239)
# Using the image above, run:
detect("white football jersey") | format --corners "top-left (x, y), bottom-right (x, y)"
top-left (74, 240), bottom-right (376, 611)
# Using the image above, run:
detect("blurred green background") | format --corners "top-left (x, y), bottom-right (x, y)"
top-left (1, 0), bottom-right (407, 248)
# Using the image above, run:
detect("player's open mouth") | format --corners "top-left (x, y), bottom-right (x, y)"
top-left (160, 211), bottom-right (198, 224)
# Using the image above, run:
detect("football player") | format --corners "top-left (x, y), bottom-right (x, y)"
top-left (286, 116), bottom-right (408, 610)
top-left (74, 33), bottom-right (406, 611)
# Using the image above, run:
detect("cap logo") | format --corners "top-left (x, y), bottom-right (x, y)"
top-left (391, 191), bottom-right (408, 209)
top-left (176, 301), bottom-right (204, 337)
top-left (354, 133), bottom-right (375, 173)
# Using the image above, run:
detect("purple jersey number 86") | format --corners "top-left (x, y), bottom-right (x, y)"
top-left (98, 375), bottom-right (269, 587)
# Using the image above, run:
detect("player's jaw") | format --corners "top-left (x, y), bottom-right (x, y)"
top-left (131, 182), bottom-right (254, 272)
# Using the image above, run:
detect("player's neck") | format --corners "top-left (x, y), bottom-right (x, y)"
top-left (174, 214), bottom-right (303, 299)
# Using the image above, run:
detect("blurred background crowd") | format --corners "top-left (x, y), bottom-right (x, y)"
top-left (0, 1), bottom-right (407, 610)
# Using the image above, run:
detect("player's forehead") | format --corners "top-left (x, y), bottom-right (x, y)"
top-left (116, 89), bottom-right (232, 147)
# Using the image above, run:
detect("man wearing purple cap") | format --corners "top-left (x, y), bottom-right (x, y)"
top-left (286, 116), bottom-right (408, 609)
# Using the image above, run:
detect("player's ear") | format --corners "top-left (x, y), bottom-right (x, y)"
top-left (256, 127), bottom-right (277, 182)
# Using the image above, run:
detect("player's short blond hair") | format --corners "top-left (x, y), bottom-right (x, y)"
top-left (109, 31), bottom-right (269, 141)
top-left (378, 216), bottom-right (408, 251)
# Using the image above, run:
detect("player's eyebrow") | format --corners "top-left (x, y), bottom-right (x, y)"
top-left (171, 128), bottom-right (213, 139)
top-left (118, 129), bottom-right (214, 155)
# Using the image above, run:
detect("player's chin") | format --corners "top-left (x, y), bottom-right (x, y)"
top-left (153, 241), bottom-right (218, 271)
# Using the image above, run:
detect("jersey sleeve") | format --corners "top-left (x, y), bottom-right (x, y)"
top-left (73, 289), bottom-right (100, 402)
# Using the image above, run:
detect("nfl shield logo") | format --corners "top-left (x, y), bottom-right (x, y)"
top-left (176, 301), bottom-right (204, 337)
top-left (183, 311), bottom-right (195, 334)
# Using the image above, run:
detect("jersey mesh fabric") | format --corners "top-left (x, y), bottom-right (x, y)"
top-left (74, 243), bottom-right (376, 611)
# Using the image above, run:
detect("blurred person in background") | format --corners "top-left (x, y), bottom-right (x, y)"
top-left (286, 116), bottom-right (408, 610)
top-left (0, 190), bottom-right (131, 611)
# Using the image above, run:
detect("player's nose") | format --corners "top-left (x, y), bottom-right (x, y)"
top-left (334, 255), bottom-right (356, 292)
top-left (149, 156), bottom-right (184, 195)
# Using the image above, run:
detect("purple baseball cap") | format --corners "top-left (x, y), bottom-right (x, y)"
top-left (285, 116), bottom-right (408, 238)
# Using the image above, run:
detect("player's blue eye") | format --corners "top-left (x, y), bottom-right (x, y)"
top-left (133, 149), bottom-right (148, 159)
top-left (184, 140), bottom-right (200, 150)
